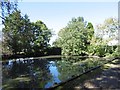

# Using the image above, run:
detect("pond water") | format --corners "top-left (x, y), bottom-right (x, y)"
top-left (2, 56), bottom-right (107, 89)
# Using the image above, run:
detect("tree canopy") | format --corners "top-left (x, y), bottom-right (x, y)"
top-left (53, 17), bottom-right (94, 56)
top-left (96, 18), bottom-right (118, 41)
top-left (88, 18), bottom-right (119, 57)
top-left (0, 0), bottom-right (18, 23)
top-left (2, 10), bottom-right (52, 55)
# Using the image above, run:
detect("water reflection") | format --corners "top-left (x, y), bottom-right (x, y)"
top-left (2, 57), bottom-right (106, 89)
top-left (45, 61), bottom-right (60, 88)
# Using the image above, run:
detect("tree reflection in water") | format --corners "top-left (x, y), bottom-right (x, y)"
top-left (2, 57), bottom-right (106, 89)
top-left (2, 58), bottom-right (52, 89)
top-left (55, 57), bottom-right (106, 82)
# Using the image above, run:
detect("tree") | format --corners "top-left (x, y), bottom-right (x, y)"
top-left (95, 18), bottom-right (118, 41)
top-left (88, 18), bottom-right (119, 57)
top-left (53, 17), bottom-right (94, 56)
top-left (0, 0), bottom-right (18, 23)
top-left (1, 0), bottom-right (21, 55)
top-left (2, 10), bottom-right (52, 55)
top-left (30, 20), bottom-right (52, 54)
top-left (3, 10), bottom-right (24, 54)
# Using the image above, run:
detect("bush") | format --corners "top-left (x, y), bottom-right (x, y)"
top-left (112, 47), bottom-right (120, 57)
top-left (88, 45), bottom-right (118, 57)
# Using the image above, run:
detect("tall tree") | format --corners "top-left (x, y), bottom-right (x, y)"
top-left (96, 18), bottom-right (118, 41)
top-left (2, 10), bottom-right (52, 55)
top-left (1, 0), bottom-right (19, 55)
top-left (53, 17), bottom-right (94, 56)
top-left (2, 10), bottom-right (29, 54)
top-left (88, 18), bottom-right (119, 56)
top-left (31, 20), bottom-right (52, 54)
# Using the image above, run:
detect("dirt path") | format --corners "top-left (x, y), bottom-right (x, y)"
top-left (58, 59), bottom-right (120, 90)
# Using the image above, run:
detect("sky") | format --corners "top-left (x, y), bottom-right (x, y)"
top-left (0, 1), bottom-right (118, 44)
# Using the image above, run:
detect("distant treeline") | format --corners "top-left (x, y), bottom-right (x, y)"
top-left (1, 1), bottom-right (119, 60)
top-left (2, 47), bottom-right (61, 60)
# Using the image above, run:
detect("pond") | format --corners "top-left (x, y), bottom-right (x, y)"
top-left (2, 56), bottom-right (107, 89)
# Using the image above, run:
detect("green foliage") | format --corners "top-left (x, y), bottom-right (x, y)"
top-left (2, 10), bottom-right (52, 55)
top-left (0, 0), bottom-right (18, 23)
top-left (55, 57), bottom-right (106, 82)
top-left (30, 20), bottom-right (52, 54)
top-left (88, 36), bottom-right (118, 57)
top-left (96, 18), bottom-right (118, 40)
top-left (93, 18), bottom-right (119, 57)
top-left (3, 10), bottom-right (24, 54)
top-left (54, 17), bottom-right (118, 57)
top-left (53, 17), bottom-right (94, 56)
top-left (112, 46), bottom-right (120, 57)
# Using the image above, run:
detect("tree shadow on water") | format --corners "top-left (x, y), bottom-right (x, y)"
top-left (56, 59), bottom-right (120, 90)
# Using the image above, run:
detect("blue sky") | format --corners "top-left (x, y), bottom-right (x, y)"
top-left (18, 2), bottom-right (118, 45)
top-left (0, 2), bottom-right (118, 44)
